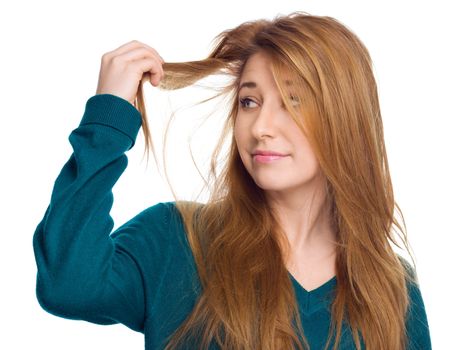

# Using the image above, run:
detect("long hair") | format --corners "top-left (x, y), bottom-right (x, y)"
top-left (133, 12), bottom-right (416, 350)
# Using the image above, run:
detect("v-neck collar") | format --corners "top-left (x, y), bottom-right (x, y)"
top-left (288, 272), bottom-right (337, 316)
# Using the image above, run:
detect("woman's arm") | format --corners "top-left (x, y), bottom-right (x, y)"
top-left (32, 94), bottom-right (150, 332)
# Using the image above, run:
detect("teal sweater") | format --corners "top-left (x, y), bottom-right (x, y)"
top-left (33, 94), bottom-right (432, 350)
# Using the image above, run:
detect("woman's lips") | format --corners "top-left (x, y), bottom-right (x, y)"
top-left (253, 154), bottom-right (288, 163)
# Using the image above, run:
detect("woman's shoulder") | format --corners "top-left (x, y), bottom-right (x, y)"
top-left (110, 200), bottom-right (204, 241)
top-left (396, 254), bottom-right (418, 284)
top-left (396, 255), bottom-right (432, 348)
top-left (107, 201), bottom-right (205, 278)
top-left (112, 202), bottom-right (175, 235)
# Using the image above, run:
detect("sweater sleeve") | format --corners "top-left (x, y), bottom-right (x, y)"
top-left (32, 94), bottom-right (156, 333)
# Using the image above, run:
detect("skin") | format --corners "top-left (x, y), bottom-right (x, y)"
top-left (234, 51), bottom-right (337, 291)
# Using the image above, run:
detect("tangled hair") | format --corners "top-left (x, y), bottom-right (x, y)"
top-left (133, 11), bottom-right (416, 350)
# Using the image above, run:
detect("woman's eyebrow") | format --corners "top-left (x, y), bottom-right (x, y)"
top-left (238, 81), bottom-right (257, 92)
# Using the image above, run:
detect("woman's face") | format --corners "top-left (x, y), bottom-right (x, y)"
top-left (234, 51), bottom-right (322, 197)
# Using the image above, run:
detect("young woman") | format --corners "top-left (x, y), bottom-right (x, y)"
top-left (32, 12), bottom-right (431, 350)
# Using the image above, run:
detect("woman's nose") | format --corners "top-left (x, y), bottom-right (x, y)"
top-left (251, 103), bottom-right (282, 140)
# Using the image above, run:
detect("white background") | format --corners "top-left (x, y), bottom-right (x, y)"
top-left (1, 0), bottom-right (457, 349)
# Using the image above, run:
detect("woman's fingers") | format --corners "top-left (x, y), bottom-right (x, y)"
top-left (96, 40), bottom-right (165, 105)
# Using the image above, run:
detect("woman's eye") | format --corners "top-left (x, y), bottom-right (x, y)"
top-left (239, 97), bottom-right (257, 109)
top-left (239, 96), bottom-right (299, 109)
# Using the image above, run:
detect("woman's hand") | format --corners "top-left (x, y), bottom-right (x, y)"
top-left (95, 40), bottom-right (164, 105)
